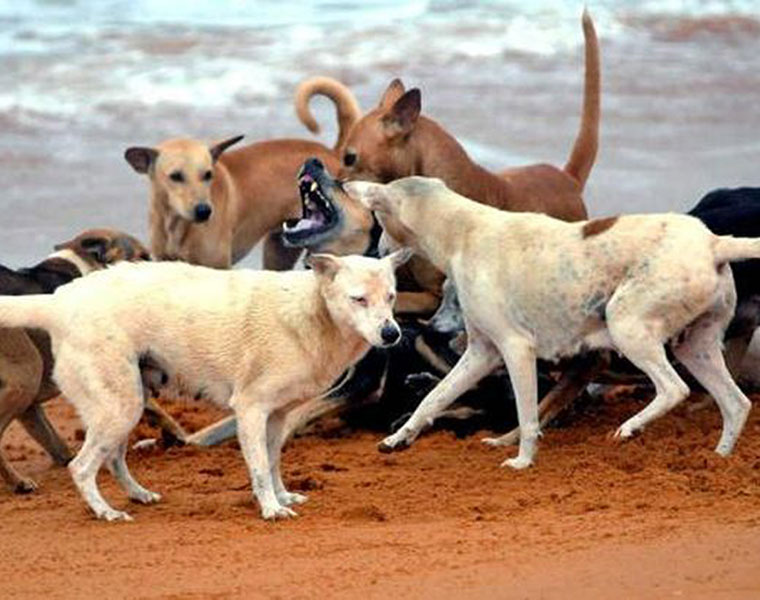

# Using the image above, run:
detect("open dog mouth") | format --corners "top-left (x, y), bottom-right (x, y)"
top-left (282, 160), bottom-right (342, 246)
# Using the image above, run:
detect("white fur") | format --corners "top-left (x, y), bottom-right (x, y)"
top-left (347, 177), bottom-right (755, 468)
top-left (47, 249), bottom-right (94, 276)
top-left (0, 253), bottom-right (408, 521)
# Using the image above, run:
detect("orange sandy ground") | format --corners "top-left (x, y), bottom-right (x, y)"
top-left (1, 391), bottom-right (760, 599)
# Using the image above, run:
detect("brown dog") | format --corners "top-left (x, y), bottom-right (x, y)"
top-left (0, 229), bottom-right (151, 493)
top-left (330, 12), bottom-right (600, 314)
top-left (125, 77), bottom-right (361, 270)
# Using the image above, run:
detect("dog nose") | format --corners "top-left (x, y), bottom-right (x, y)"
top-left (380, 323), bottom-right (401, 345)
top-left (194, 203), bottom-right (212, 222)
top-left (304, 157), bottom-right (324, 174)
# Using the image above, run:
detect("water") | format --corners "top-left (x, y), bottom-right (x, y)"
top-left (0, 0), bottom-right (759, 266)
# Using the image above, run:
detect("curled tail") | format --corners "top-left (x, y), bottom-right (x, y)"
top-left (0, 295), bottom-right (57, 332)
top-left (713, 236), bottom-right (760, 264)
top-left (294, 76), bottom-right (362, 152)
top-left (563, 9), bottom-right (601, 190)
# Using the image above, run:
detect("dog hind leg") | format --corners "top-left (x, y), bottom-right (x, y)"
top-left (107, 441), bottom-right (161, 504)
top-left (673, 284), bottom-right (752, 456)
top-left (607, 318), bottom-right (690, 440)
top-left (17, 403), bottom-right (73, 466)
top-left (59, 354), bottom-right (144, 521)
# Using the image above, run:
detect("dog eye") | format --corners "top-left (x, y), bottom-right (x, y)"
top-left (351, 295), bottom-right (368, 306)
top-left (387, 293), bottom-right (396, 303)
top-left (343, 151), bottom-right (357, 167)
top-left (202, 170), bottom-right (213, 182)
top-left (169, 171), bottom-right (185, 183)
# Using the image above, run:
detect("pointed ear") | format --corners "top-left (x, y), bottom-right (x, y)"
top-left (382, 89), bottom-right (421, 137)
top-left (386, 247), bottom-right (413, 270)
top-left (378, 78), bottom-right (406, 110)
top-left (306, 253), bottom-right (342, 280)
top-left (343, 181), bottom-right (390, 213)
top-left (209, 135), bottom-right (244, 162)
top-left (124, 147), bottom-right (159, 174)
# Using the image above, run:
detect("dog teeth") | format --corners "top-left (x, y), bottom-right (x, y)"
top-left (310, 182), bottom-right (318, 193)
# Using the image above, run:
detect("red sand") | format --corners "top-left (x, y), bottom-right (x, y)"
top-left (2, 391), bottom-right (760, 599)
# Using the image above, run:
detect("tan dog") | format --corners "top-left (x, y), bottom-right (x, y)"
top-left (328, 11), bottom-right (600, 313)
top-left (0, 229), bottom-right (151, 493)
top-left (0, 251), bottom-right (410, 520)
top-left (348, 177), bottom-right (755, 471)
top-left (125, 78), bottom-right (361, 269)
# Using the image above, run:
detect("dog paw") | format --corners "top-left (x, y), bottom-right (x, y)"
top-left (500, 456), bottom-right (533, 470)
top-left (613, 423), bottom-right (635, 440)
top-left (132, 438), bottom-right (159, 451)
top-left (378, 433), bottom-right (412, 454)
top-left (278, 492), bottom-right (308, 507)
top-left (482, 432), bottom-right (518, 448)
top-left (261, 505), bottom-right (298, 521)
top-left (13, 477), bottom-right (38, 494)
top-left (130, 489), bottom-right (162, 505)
top-left (98, 509), bottom-right (134, 522)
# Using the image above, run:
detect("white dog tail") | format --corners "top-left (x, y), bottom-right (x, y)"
top-left (0, 295), bottom-right (57, 331)
top-left (713, 236), bottom-right (760, 264)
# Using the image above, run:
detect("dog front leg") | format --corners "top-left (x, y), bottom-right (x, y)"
top-left (236, 401), bottom-right (295, 520)
top-left (498, 338), bottom-right (540, 469)
top-left (379, 332), bottom-right (501, 453)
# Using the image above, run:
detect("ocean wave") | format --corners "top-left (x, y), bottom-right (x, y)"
top-left (0, 0), bottom-right (757, 120)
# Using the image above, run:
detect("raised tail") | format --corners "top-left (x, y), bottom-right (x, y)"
top-left (563, 9), bottom-right (601, 190)
top-left (713, 236), bottom-right (760, 264)
top-left (294, 76), bottom-right (362, 152)
top-left (0, 295), bottom-right (57, 331)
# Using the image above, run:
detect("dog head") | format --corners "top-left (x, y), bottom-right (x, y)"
top-left (281, 157), bottom-right (375, 256)
top-left (124, 135), bottom-right (244, 224)
top-left (308, 249), bottom-right (412, 348)
top-left (54, 228), bottom-right (151, 272)
top-left (338, 79), bottom-right (421, 183)
top-left (343, 177), bottom-right (445, 255)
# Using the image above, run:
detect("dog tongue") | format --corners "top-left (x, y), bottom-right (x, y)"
top-left (287, 212), bottom-right (325, 232)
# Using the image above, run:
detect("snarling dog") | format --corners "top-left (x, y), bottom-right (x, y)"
top-left (0, 251), bottom-right (409, 520)
top-left (332, 11), bottom-right (600, 314)
top-left (347, 177), bottom-right (757, 470)
top-left (282, 157), bottom-right (377, 257)
top-left (125, 78), bottom-right (361, 269)
top-left (0, 229), bottom-right (151, 493)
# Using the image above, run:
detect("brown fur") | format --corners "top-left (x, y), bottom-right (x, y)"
top-left (582, 216), bottom-right (619, 238)
top-left (126, 79), bottom-right (361, 269)
top-left (337, 12), bottom-right (601, 314)
top-left (295, 76), bottom-right (363, 153)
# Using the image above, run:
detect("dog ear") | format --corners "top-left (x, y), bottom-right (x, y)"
top-left (382, 89), bottom-right (421, 137)
top-left (78, 236), bottom-right (111, 264)
top-left (386, 247), bottom-right (413, 270)
top-left (124, 147), bottom-right (159, 174)
top-left (209, 135), bottom-right (244, 162)
top-left (306, 253), bottom-right (341, 280)
top-left (378, 78), bottom-right (406, 110)
top-left (342, 181), bottom-right (390, 213)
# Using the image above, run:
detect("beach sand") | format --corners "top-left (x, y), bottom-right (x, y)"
top-left (1, 391), bottom-right (759, 598)
top-left (2, 3), bottom-right (760, 598)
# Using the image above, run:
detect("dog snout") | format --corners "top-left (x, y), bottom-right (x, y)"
top-left (380, 322), bottom-right (401, 346)
top-left (194, 203), bottom-right (212, 223)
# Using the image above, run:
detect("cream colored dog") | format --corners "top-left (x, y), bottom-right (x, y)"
top-left (0, 251), bottom-right (409, 521)
top-left (346, 177), bottom-right (756, 469)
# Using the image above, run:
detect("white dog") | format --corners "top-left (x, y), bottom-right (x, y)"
top-left (346, 177), bottom-right (755, 469)
top-left (0, 251), bottom-right (409, 521)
